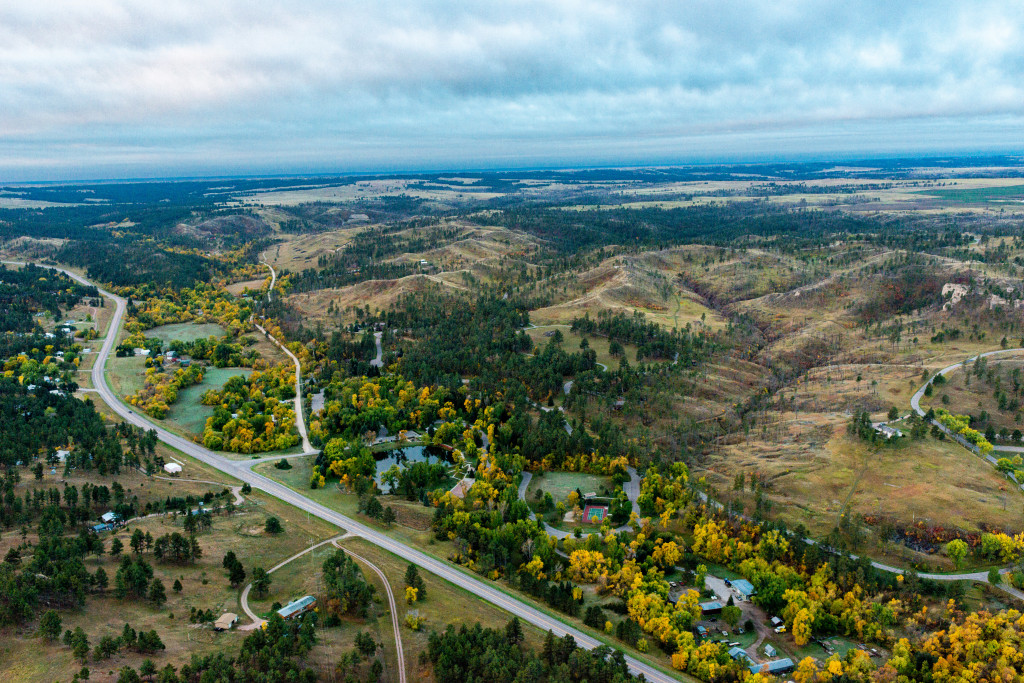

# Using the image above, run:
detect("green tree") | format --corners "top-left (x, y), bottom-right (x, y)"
top-left (722, 604), bottom-right (742, 628)
top-left (264, 517), bottom-right (283, 534)
top-left (39, 609), bottom-right (62, 641)
top-left (354, 631), bottom-right (377, 658)
top-left (505, 616), bottom-right (524, 645)
top-left (382, 506), bottom-right (396, 528)
top-left (172, 579), bottom-right (182, 593)
top-left (110, 538), bottom-right (124, 557)
top-left (252, 567), bottom-right (271, 598)
top-left (148, 579), bottom-right (167, 607)
top-left (229, 562), bottom-right (246, 587)
top-left (946, 539), bottom-right (968, 569)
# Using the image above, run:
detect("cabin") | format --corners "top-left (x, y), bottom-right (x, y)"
top-left (100, 511), bottom-right (119, 524)
top-left (277, 596), bottom-right (316, 620)
top-left (214, 613), bottom-right (238, 631)
top-left (699, 601), bottom-right (723, 615)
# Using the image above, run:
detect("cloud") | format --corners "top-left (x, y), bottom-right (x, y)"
top-left (1, 1), bottom-right (1023, 179)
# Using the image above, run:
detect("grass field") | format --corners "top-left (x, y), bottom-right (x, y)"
top-left (526, 325), bottom-right (622, 369)
top-left (106, 353), bottom-right (147, 398)
top-left (147, 322), bottom-right (227, 345)
top-left (915, 183), bottom-right (1024, 203)
top-left (163, 366), bottom-right (253, 437)
top-left (525, 471), bottom-right (615, 505)
top-left (708, 416), bottom-right (1024, 568)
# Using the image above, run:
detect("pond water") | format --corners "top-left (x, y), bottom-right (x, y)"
top-left (373, 445), bottom-right (452, 493)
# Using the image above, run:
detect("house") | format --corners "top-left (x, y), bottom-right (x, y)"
top-left (732, 579), bottom-right (755, 599)
top-left (91, 523), bottom-right (114, 533)
top-left (100, 511), bottom-right (119, 524)
top-left (699, 601), bottom-right (723, 615)
top-left (728, 647), bottom-right (755, 666)
top-left (749, 658), bottom-right (795, 676)
top-left (163, 462), bottom-right (183, 475)
top-left (134, 348), bottom-right (150, 357)
top-left (770, 616), bottom-right (784, 628)
top-left (873, 423), bottom-right (903, 439)
top-left (277, 596), bottom-right (316, 620)
top-left (214, 613), bottom-right (238, 631)
top-left (55, 450), bottom-right (70, 462)
top-left (764, 644), bottom-right (777, 657)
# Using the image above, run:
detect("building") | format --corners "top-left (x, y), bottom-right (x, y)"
top-left (699, 601), bottom-right (723, 615)
top-left (770, 616), bottom-right (784, 628)
top-left (91, 523), bottom-right (114, 533)
top-left (100, 511), bottom-right (119, 524)
top-left (749, 658), bottom-right (795, 676)
top-left (728, 647), bottom-right (755, 667)
top-left (163, 462), bottom-right (183, 475)
top-left (695, 625), bottom-right (708, 638)
top-left (732, 579), bottom-right (755, 599)
top-left (214, 613), bottom-right (238, 631)
top-left (277, 596), bottom-right (316, 620)
top-left (873, 423), bottom-right (903, 439)
top-left (764, 644), bottom-right (777, 658)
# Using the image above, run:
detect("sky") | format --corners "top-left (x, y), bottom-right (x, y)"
top-left (2, 1), bottom-right (1024, 181)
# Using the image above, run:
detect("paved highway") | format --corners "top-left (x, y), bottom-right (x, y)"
top-left (22, 262), bottom-right (686, 683)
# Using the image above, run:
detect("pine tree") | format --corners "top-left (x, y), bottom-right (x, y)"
top-left (148, 579), bottom-right (167, 607)
top-left (505, 617), bottom-right (524, 645)
top-left (39, 609), bottom-right (62, 641)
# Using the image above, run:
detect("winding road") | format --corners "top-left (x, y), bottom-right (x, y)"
top-left (337, 540), bottom-right (407, 683)
top-left (21, 261), bottom-right (687, 683)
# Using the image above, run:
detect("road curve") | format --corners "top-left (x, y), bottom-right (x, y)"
top-left (20, 262), bottom-right (686, 683)
top-left (917, 350), bottom-right (1024, 456)
top-left (335, 540), bottom-right (407, 683)
top-left (370, 331), bottom-right (383, 368)
top-left (253, 320), bottom-right (314, 453)
top-left (239, 534), bottom-right (345, 630)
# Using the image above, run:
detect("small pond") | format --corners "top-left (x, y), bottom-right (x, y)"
top-left (373, 445), bottom-right (453, 493)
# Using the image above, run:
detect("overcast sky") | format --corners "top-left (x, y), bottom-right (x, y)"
top-left (2, 1), bottom-right (1023, 181)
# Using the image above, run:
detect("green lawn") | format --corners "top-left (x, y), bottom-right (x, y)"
top-left (525, 471), bottom-right (615, 505)
top-left (163, 366), bottom-right (252, 437)
top-left (147, 322), bottom-right (227, 345)
top-left (106, 353), bottom-right (147, 398)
